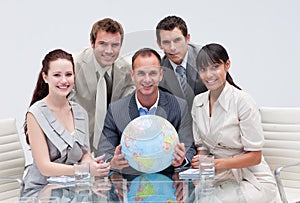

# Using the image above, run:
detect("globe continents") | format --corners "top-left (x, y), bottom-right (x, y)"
top-left (127, 173), bottom-right (176, 202)
top-left (121, 115), bottom-right (179, 173)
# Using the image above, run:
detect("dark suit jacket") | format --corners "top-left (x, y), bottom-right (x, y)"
top-left (97, 90), bottom-right (196, 176)
top-left (159, 44), bottom-right (207, 110)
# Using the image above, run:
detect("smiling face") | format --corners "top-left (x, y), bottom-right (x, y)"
top-left (198, 60), bottom-right (230, 93)
top-left (91, 29), bottom-right (122, 67)
top-left (131, 54), bottom-right (163, 102)
top-left (157, 27), bottom-right (190, 65)
top-left (42, 59), bottom-right (74, 97)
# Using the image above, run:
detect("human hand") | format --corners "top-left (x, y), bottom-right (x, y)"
top-left (172, 143), bottom-right (186, 167)
top-left (172, 172), bottom-right (185, 203)
top-left (91, 154), bottom-right (110, 177)
top-left (191, 154), bottom-right (200, 169)
top-left (110, 145), bottom-right (130, 170)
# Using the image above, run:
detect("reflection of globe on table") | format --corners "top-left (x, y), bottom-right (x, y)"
top-left (121, 115), bottom-right (179, 173)
top-left (127, 173), bottom-right (176, 202)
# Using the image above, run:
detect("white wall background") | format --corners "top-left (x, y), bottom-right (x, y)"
top-left (1, 0), bottom-right (300, 131)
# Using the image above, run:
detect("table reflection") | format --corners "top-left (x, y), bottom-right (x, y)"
top-left (21, 172), bottom-right (246, 203)
top-left (127, 173), bottom-right (176, 202)
top-left (22, 173), bottom-right (190, 202)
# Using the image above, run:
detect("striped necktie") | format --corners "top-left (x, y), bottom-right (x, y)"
top-left (176, 65), bottom-right (187, 96)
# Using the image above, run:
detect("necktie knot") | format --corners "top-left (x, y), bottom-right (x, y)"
top-left (176, 65), bottom-right (186, 78)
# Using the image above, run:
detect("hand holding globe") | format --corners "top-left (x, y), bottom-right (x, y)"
top-left (172, 142), bottom-right (186, 167)
top-left (110, 145), bottom-right (129, 171)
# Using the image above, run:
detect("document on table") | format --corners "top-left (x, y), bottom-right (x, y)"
top-left (47, 176), bottom-right (75, 185)
top-left (179, 168), bottom-right (200, 179)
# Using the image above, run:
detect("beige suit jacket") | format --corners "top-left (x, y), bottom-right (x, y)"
top-left (70, 48), bottom-right (135, 152)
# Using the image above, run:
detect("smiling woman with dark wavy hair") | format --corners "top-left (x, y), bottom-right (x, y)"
top-left (22, 49), bottom-right (110, 195)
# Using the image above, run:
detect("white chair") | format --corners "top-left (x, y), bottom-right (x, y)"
top-left (0, 118), bottom-right (25, 202)
top-left (260, 107), bottom-right (300, 203)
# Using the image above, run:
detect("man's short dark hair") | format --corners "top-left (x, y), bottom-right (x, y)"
top-left (90, 18), bottom-right (124, 44)
top-left (156, 15), bottom-right (188, 43)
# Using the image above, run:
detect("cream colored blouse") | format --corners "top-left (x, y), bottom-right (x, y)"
top-left (191, 82), bottom-right (276, 191)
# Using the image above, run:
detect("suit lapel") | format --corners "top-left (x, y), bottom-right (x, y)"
top-left (128, 93), bottom-right (140, 120)
top-left (112, 62), bottom-right (122, 89)
top-left (156, 90), bottom-right (168, 119)
top-left (160, 58), bottom-right (185, 98)
top-left (82, 52), bottom-right (98, 96)
top-left (186, 44), bottom-right (198, 90)
top-left (161, 57), bottom-right (172, 70)
top-left (111, 63), bottom-right (129, 100)
top-left (111, 63), bottom-right (121, 101)
top-left (111, 61), bottom-right (135, 102)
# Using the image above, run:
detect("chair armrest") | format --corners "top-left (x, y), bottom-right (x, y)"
top-left (0, 176), bottom-right (24, 195)
top-left (274, 162), bottom-right (300, 203)
top-left (0, 177), bottom-right (23, 185)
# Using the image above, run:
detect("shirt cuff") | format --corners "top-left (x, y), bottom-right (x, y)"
top-left (108, 169), bottom-right (121, 177)
top-left (175, 157), bottom-right (189, 168)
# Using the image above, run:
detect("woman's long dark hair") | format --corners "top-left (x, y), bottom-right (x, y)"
top-left (24, 49), bottom-right (74, 144)
top-left (196, 43), bottom-right (241, 90)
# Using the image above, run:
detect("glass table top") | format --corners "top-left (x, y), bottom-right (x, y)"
top-left (21, 172), bottom-right (246, 203)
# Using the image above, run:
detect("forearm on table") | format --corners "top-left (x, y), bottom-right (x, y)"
top-left (38, 162), bottom-right (75, 177)
top-left (214, 151), bottom-right (262, 169)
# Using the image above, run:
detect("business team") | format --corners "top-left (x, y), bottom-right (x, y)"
top-left (23, 15), bottom-right (277, 202)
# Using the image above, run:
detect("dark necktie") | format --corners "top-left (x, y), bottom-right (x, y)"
top-left (176, 65), bottom-right (187, 96)
top-left (104, 71), bottom-right (113, 106)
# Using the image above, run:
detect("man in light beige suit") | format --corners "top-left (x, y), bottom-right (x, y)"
top-left (70, 18), bottom-right (135, 153)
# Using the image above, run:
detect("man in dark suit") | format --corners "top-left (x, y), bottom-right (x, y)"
top-left (97, 48), bottom-right (196, 178)
top-left (156, 15), bottom-right (207, 109)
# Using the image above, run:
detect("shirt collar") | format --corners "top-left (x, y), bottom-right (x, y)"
top-left (194, 81), bottom-right (233, 112)
top-left (93, 54), bottom-right (112, 76)
top-left (169, 51), bottom-right (189, 71)
top-left (213, 82), bottom-right (233, 112)
top-left (135, 91), bottom-right (159, 112)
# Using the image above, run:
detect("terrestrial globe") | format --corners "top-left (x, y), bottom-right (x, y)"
top-left (121, 115), bottom-right (179, 173)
